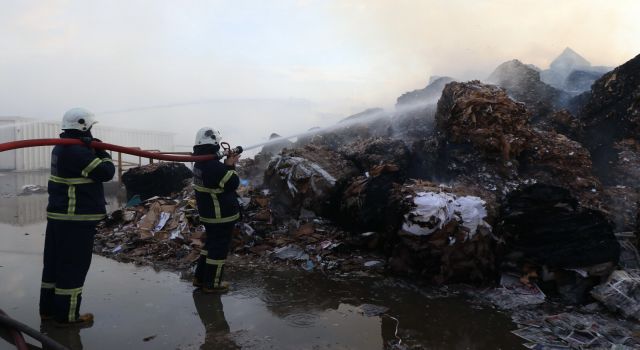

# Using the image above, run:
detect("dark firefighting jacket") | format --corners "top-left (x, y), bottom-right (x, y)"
top-left (193, 159), bottom-right (240, 224)
top-left (46, 133), bottom-right (115, 221)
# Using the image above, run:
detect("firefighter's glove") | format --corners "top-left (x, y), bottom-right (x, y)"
top-left (80, 137), bottom-right (94, 147)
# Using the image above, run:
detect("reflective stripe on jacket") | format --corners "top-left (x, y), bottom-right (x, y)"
top-left (193, 159), bottom-right (240, 224)
top-left (46, 142), bottom-right (115, 221)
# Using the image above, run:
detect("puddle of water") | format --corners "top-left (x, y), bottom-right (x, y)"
top-left (0, 172), bottom-right (525, 350)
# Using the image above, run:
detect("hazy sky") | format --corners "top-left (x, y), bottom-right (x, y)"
top-left (1, 0), bottom-right (639, 148)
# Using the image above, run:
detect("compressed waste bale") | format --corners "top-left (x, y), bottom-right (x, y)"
top-left (389, 181), bottom-right (496, 284)
top-left (497, 183), bottom-right (620, 269)
top-left (122, 162), bottom-right (193, 200)
top-left (339, 164), bottom-right (406, 234)
top-left (487, 59), bottom-right (570, 124)
top-left (436, 80), bottom-right (533, 160)
top-left (433, 80), bottom-right (601, 206)
top-left (520, 130), bottom-right (600, 200)
top-left (264, 144), bottom-right (359, 218)
top-left (339, 137), bottom-right (411, 175)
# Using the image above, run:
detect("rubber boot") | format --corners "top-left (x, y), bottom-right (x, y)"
top-left (193, 249), bottom-right (208, 287)
top-left (203, 259), bottom-right (229, 293)
top-left (54, 313), bottom-right (94, 328)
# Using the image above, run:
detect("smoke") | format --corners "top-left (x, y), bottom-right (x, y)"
top-left (0, 1), bottom-right (638, 151)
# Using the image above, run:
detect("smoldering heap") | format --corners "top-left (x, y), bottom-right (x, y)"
top-left (96, 49), bottom-right (640, 348)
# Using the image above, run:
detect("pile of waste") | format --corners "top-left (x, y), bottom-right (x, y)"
top-left (121, 162), bottom-right (193, 200)
top-left (94, 49), bottom-right (640, 339)
top-left (94, 185), bottom-right (202, 270)
top-left (487, 59), bottom-right (569, 124)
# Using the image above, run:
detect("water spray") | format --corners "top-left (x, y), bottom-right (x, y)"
top-left (242, 99), bottom-right (434, 151)
top-left (0, 98), bottom-right (436, 160)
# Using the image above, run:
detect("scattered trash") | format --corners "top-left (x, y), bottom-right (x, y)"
top-left (483, 274), bottom-right (545, 310)
top-left (363, 260), bottom-right (383, 268)
top-left (508, 307), bottom-right (640, 349)
top-left (273, 245), bottom-right (309, 261)
top-left (358, 304), bottom-right (389, 317)
top-left (591, 270), bottom-right (640, 321)
top-left (18, 184), bottom-right (47, 195)
top-left (143, 335), bottom-right (157, 342)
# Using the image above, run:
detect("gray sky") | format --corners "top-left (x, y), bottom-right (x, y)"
top-left (1, 0), bottom-right (639, 149)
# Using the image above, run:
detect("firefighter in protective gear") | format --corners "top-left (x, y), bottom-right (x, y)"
top-left (39, 108), bottom-right (115, 327)
top-left (192, 127), bottom-right (240, 292)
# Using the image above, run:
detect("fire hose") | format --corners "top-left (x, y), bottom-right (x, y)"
top-left (0, 139), bottom-right (243, 161)
top-left (0, 138), bottom-right (244, 350)
top-left (0, 309), bottom-right (68, 350)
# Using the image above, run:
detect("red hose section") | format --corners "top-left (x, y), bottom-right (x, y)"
top-left (0, 139), bottom-right (215, 162)
top-left (0, 310), bottom-right (29, 350)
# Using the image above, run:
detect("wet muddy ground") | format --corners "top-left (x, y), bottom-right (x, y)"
top-left (0, 172), bottom-right (524, 349)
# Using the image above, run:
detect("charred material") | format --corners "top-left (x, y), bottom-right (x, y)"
top-left (339, 138), bottom-right (411, 176)
top-left (579, 54), bottom-right (640, 179)
top-left (338, 164), bottom-right (405, 235)
top-left (122, 162), bottom-right (193, 200)
top-left (497, 184), bottom-right (620, 270)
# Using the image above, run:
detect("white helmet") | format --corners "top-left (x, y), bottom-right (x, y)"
top-left (62, 108), bottom-right (97, 131)
top-left (194, 127), bottom-right (222, 146)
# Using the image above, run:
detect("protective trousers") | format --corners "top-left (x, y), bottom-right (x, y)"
top-left (39, 220), bottom-right (97, 323)
top-left (194, 222), bottom-right (234, 288)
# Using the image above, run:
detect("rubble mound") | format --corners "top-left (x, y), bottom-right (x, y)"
top-left (436, 80), bottom-right (532, 160)
top-left (540, 47), bottom-right (598, 90)
top-left (264, 144), bottom-right (359, 218)
top-left (396, 76), bottom-right (454, 106)
top-left (339, 137), bottom-right (411, 174)
top-left (487, 59), bottom-right (569, 123)
top-left (122, 162), bottom-right (193, 200)
top-left (389, 181), bottom-right (495, 284)
top-left (390, 77), bottom-right (453, 139)
top-left (497, 184), bottom-right (620, 269)
top-left (302, 109), bottom-right (391, 151)
top-left (260, 133), bottom-right (294, 155)
top-left (564, 69), bottom-right (606, 93)
top-left (579, 54), bottom-right (640, 178)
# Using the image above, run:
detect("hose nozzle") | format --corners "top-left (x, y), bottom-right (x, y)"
top-left (221, 142), bottom-right (243, 156)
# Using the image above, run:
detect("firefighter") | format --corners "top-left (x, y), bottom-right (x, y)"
top-left (192, 127), bottom-right (240, 292)
top-left (39, 108), bottom-right (115, 327)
